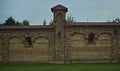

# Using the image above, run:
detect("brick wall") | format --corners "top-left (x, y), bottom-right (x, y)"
top-left (70, 33), bottom-right (112, 62)
top-left (0, 28), bottom-right (55, 63)
top-left (0, 26), bottom-right (119, 63)
top-left (118, 40), bottom-right (120, 62)
top-left (71, 47), bottom-right (111, 61)
top-left (0, 39), bottom-right (2, 61)
top-left (8, 36), bottom-right (49, 63)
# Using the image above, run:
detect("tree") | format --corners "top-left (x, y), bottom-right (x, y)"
top-left (4, 17), bottom-right (16, 25)
top-left (113, 17), bottom-right (120, 23)
top-left (2, 17), bottom-right (30, 25)
top-left (66, 15), bottom-right (76, 23)
top-left (43, 19), bottom-right (47, 25)
top-left (49, 20), bottom-right (54, 25)
top-left (23, 20), bottom-right (29, 25)
top-left (16, 21), bottom-right (22, 25)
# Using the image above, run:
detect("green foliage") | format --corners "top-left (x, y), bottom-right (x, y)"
top-left (43, 19), bottom-right (47, 25)
top-left (23, 20), bottom-right (29, 25)
top-left (2, 17), bottom-right (29, 25)
top-left (4, 17), bottom-right (16, 25)
top-left (16, 21), bottom-right (22, 25)
top-left (66, 15), bottom-right (76, 23)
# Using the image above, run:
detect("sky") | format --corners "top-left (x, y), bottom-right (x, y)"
top-left (0, 0), bottom-right (120, 25)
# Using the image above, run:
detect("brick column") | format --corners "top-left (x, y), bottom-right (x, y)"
top-left (49, 34), bottom-right (55, 63)
top-left (2, 33), bottom-right (9, 64)
top-left (54, 24), bottom-right (65, 63)
top-left (64, 31), bottom-right (71, 63)
top-left (51, 4), bottom-right (68, 63)
top-left (112, 34), bottom-right (119, 62)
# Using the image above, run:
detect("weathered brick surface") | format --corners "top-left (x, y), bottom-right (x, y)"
top-left (8, 35), bottom-right (50, 63)
top-left (71, 47), bottom-right (111, 61)
top-left (64, 26), bottom-right (119, 62)
top-left (0, 39), bottom-right (2, 61)
top-left (0, 5), bottom-right (120, 63)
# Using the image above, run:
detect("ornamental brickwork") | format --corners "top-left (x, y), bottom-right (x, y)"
top-left (0, 4), bottom-right (120, 63)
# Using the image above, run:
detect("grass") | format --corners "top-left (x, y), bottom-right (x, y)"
top-left (0, 63), bottom-right (120, 71)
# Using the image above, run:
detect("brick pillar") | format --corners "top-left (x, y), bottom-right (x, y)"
top-left (49, 34), bottom-right (55, 63)
top-left (54, 26), bottom-right (65, 63)
top-left (2, 33), bottom-right (9, 64)
top-left (64, 31), bottom-right (71, 63)
top-left (51, 4), bottom-right (68, 63)
top-left (112, 31), bottom-right (119, 62)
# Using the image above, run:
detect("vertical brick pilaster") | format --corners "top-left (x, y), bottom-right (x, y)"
top-left (54, 26), bottom-right (65, 63)
top-left (112, 35), bottom-right (119, 62)
top-left (2, 33), bottom-right (9, 64)
top-left (64, 31), bottom-right (71, 63)
top-left (51, 5), bottom-right (68, 63)
top-left (49, 35), bottom-right (55, 63)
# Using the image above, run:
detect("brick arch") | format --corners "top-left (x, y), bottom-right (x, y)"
top-left (88, 32), bottom-right (95, 43)
top-left (98, 33), bottom-right (112, 40)
top-left (34, 36), bottom-right (49, 44)
top-left (32, 36), bottom-right (49, 62)
top-left (33, 36), bottom-right (49, 49)
top-left (57, 13), bottom-right (62, 20)
top-left (8, 35), bottom-right (24, 42)
top-left (71, 33), bottom-right (85, 40)
top-left (9, 37), bottom-right (22, 43)
top-left (70, 33), bottom-right (86, 47)
top-left (8, 37), bottom-right (24, 62)
top-left (97, 33), bottom-right (112, 47)
top-left (0, 38), bottom-right (2, 61)
top-left (98, 31), bottom-right (112, 36)
top-left (70, 33), bottom-right (86, 61)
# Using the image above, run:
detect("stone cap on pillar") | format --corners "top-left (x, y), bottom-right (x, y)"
top-left (51, 4), bottom-right (68, 12)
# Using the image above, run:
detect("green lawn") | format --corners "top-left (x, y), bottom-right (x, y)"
top-left (0, 63), bottom-right (120, 71)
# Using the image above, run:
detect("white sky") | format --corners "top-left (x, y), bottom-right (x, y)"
top-left (0, 0), bottom-right (120, 25)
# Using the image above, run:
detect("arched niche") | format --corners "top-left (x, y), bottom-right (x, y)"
top-left (35, 37), bottom-right (49, 44)
top-left (33, 36), bottom-right (49, 50)
top-left (8, 37), bottom-right (24, 62)
top-left (88, 32), bottom-right (95, 43)
top-left (71, 33), bottom-right (85, 40)
top-left (98, 33), bottom-right (112, 40)
top-left (9, 37), bottom-right (24, 50)
top-left (71, 33), bottom-right (85, 47)
top-left (57, 13), bottom-right (62, 20)
top-left (33, 36), bottom-right (49, 62)
top-left (97, 33), bottom-right (112, 47)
